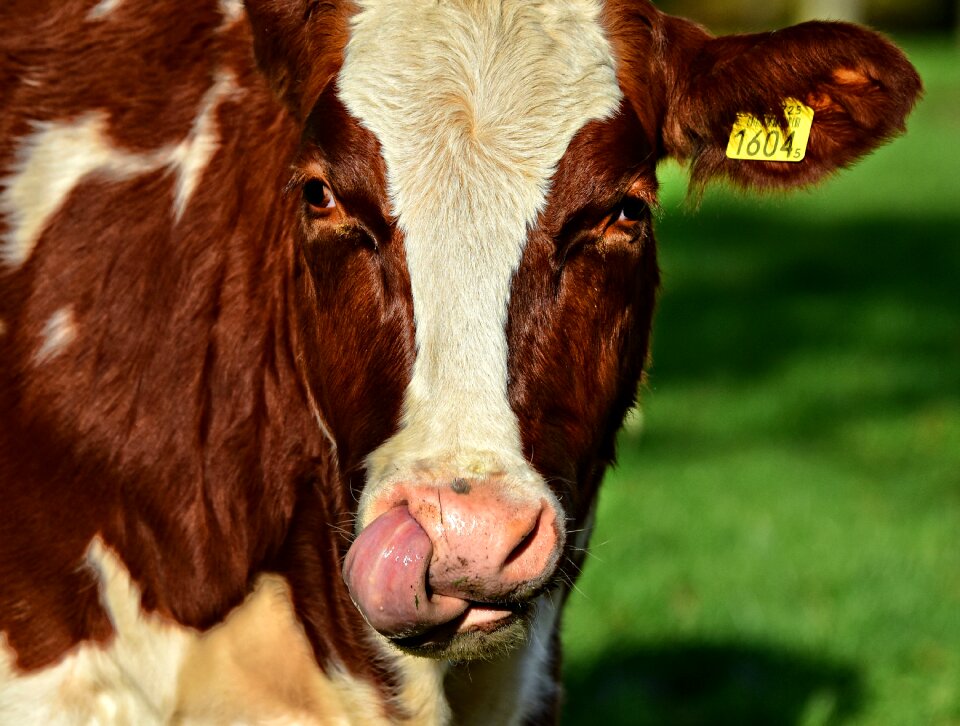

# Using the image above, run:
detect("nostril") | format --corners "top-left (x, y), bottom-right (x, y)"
top-left (502, 513), bottom-right (540, 568)
top-left (500, 504), bottom-right (558, 587)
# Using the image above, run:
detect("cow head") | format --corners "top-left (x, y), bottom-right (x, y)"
top-left (245, 0), bottom-right (920, 660)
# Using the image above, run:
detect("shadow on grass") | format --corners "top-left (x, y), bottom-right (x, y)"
top-left (632, 210), bottom-right (960, 455)
top-left (563, 640), bottom-right (863, 726)
top-left (650, 211), bottom-right (959, 385)
top-left (654, 210), bottom-right (960, 378)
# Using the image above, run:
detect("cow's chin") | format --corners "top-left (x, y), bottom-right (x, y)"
top-left (389, 602), bottom-right (532, 661)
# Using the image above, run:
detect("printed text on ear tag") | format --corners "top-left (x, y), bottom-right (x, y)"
top-left (726, 100), bottom-right (815, 163)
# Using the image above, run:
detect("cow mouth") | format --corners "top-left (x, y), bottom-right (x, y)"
top-left (391, 602), bottom-right (531, 658)
top-left (343, 505), bottom-right (541, 658)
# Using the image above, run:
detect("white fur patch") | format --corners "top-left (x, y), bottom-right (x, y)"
top-left (0, 540), bottom-right (192, 725)
top-left (169, 72), bottom-right (238, 220)
top-left (218, 0), bottom-right (245, 25)
top-left (446, 592), bottom-right (562, 725)
top-left (86, 0), bottom-right (123, 20)
top-left (0, 541), bottom-right (406, 725)
top-left (339, 0), bottom-right (621, 516)
top-left (175, 576), bottom-right (391, 725)
top-left (0, 73), bottom-right (239, 269)
top-left (387, 654), bottom-right (450, 725)
top-left (0, 114), bottom-right (155, 268)
top-left (34, 306), bottom-right (77, 362)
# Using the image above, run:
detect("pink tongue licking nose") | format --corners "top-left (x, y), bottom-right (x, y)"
top-left (343, 506), bottom-right (468, 638)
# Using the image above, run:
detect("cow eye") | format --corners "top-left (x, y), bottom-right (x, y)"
top-left (615, 196), bottom-right (648, 224)
top-left (598, 194), bottom-right (652, 251)
top-left (303, 179), bottom-right (336, 212)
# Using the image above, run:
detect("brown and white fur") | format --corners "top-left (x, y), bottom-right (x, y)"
top-left (0, 0), bottom-right (920, 723)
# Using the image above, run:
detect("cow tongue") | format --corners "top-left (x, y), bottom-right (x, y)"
top-left (343, 506), bottom-right (469, 638)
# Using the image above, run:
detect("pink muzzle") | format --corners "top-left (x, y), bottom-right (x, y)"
top-left (343, 480), bottom-right (562, 642)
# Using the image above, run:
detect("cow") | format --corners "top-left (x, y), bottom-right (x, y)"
top-left (0, 0), bottom-right (920, 723)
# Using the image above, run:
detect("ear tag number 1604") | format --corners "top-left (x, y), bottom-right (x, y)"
top-left (726, 100), bottom-right (815, 163)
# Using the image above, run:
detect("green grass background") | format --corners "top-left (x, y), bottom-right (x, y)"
top-left (561, 38), bottom-right (960, 726)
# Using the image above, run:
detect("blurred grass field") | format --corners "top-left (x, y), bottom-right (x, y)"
top-left (561, 38), bottom-right (960, 726)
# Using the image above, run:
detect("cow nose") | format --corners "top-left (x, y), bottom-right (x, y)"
top-left (343, 479), bottom-right (563, 639)
top-left (401, 480), bottom-right (561, 602)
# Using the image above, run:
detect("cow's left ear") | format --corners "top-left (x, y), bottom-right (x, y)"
top-left (660, 18), bottom-right (923, 191)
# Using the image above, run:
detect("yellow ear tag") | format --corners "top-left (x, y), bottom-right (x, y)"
top-left (726, 99), bottom-right (815, 163)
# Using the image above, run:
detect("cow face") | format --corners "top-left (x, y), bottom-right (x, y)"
top-left (246, 0), bottom-right (920, 660)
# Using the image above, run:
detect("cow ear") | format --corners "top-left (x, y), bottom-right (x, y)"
top-left (660, 18), bottom-right (922, 192)
top-left (244, 0), bottom-right (349, 120)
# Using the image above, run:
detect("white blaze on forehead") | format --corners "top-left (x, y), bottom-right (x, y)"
top-left (339, 0), bottom-right (621, 481)
top-left (0, 72), bottom-right (238, 269)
